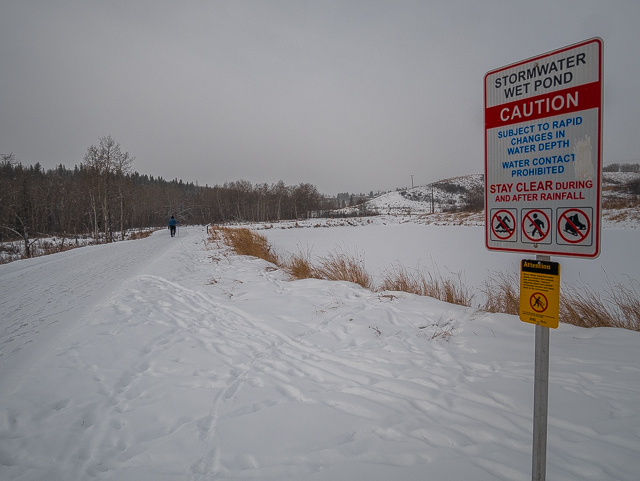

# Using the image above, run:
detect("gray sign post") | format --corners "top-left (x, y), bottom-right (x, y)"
top-left (532, 256), bottom-right (550, 481)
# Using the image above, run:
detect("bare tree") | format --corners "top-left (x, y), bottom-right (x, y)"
top-left (82, 136), bottom-right (134, 241)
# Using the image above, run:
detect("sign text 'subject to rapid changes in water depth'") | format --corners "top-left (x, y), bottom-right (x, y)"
top-left (485, 38), bottom-right (603, 258)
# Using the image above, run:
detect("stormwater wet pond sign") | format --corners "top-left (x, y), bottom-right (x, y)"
top-left (485, 38), bottom-right (603, 481)
top-left (485, 38), bottom-right (603, 258)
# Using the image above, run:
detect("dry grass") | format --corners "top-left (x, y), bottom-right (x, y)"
top-left (285, 249), bottom-right (317, 280)
top-left (210, 226), bottom-right (372, 288)
top-left (128, 229), bottom-right (155, 240)
top-left (611, 279), bottom-right (640, 330)
top-left (560, 277), bottom-right (640, 331)
top-left (210, 225), bottom-right (640, 331)
top-left (313, 248), bottom-right (373, 290)
top-left (602, 194), bottom-right (640, 210)
top-left (603, 207), bottom-right (640, 225)
top-left (479, 268), bottom-right (640, 331)
top-left (479, 270), bottom-right (520, 315)
top-left (379, 265), bottom-right (474, 307)
top-left (378, 265), bottom-right (425, 295)
top-left (210, 226), bottom-right (279, 265)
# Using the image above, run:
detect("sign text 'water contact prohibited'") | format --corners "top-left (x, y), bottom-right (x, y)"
top-left (485, 38), bottom-right (603, 258)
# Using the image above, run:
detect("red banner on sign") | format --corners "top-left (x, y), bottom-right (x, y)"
top-left (485, 81), bottom-right (601, 129)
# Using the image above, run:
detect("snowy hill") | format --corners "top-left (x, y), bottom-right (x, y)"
top-left (337, 172), bottom-right (640, 226)
top-left (1, 225), bottom-right (638, 480)
top-left (341, 174), bottom-right (484, 215)
top-left (602, 170), bottom-right (640, 187)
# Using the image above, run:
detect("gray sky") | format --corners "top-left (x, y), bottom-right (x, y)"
top-left (1, 1), bottom-right (639, 195)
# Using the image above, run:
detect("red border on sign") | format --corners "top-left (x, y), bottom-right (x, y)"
top-left (522, 209), bottom-right (551, 242)
top-left (484, 37), bottom-right (603, 258)
top-left (491, 209), bottom-right (516, 240)
top-left (557, 208), bottom-right (591, 244)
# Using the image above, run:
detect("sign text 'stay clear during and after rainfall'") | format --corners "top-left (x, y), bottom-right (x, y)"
top-left (485, 38), bottom-right (603, 258)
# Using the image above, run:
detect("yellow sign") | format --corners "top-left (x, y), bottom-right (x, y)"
top-left (519, 259), bottom-right (560, 328)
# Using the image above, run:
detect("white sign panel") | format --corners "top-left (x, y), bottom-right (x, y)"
top-left (485, 38), bottom-right (603, 258)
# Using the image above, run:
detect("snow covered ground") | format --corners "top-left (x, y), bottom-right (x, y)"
top-left (1, 224), bottom-right (639, 480)
top-left (256, 215), bottom-right (640, 304)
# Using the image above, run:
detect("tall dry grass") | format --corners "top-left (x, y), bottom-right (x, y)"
top-left (212, 226), bottom-right (470, 305)
top-left (560, 277), bottom-right (640, 330)
top-left (286, 250), bottom-right (316, 280)
top-left (210, 226), bottom-right (279, 265)
top-left (210, 225), bottom-right (640, 331)
top-left (479, 269), bottom-right (640, 331)
top-left (380, 265), bottom-right (474, 307)
top-left (479, 271), bottom-right (520, 315)
top-left (313, 248), bottom-right (373, 290)
top-left (210, 227), bottom-right (373, 289)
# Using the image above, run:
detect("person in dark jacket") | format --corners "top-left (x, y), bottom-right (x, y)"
top-left (168, 216), bottom-right (178, 237)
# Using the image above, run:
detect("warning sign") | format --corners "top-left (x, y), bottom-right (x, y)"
top-left (521, 208), bottom-right (551, 244)
top-left (485, 38), bottom-right (603, 258)
top-left (520, 259), bottom-right (560, 329)
top-left (557, 207), bottom-right (592, 245)
top-left (490, 208), bottom-right (517, 241)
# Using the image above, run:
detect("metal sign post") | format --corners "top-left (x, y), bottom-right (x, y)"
top-left (532, 322), bottom-right (549, 481)
top-left (519, 255), bottom-right (558, 481)
top-left (531, 255), bottom-right (550, 481)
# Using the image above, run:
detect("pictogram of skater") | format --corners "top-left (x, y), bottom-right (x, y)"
top-left (563, 213), bottom-right (587, 236)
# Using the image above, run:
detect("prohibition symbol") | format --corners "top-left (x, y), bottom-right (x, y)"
top-left (522, 209), bottom-right (551, 243)
top-left (491, 209), bottom-right (516, 241)
top-left (530, 292), bottom-right (548, 313)
top-left (558, 208), bottom-right (591, 244)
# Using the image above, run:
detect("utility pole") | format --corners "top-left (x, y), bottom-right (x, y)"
top-left (431, 185), bottom-right (434, 213)
top-left (410, 175), bottom-right (414, 189)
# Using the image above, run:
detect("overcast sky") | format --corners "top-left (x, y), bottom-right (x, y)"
top-left (1, 1), bottom-right (639, 195)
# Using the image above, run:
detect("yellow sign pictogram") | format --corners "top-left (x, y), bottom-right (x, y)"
top-left (529, 292), bottom-right (548, 313)
top-left (520, 260), bottom-right (560, 328)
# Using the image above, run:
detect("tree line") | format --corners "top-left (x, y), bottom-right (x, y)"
top-left (0, 136), bottom-right (328, 252)
top-left (603, 162), bottom-right (640, 173)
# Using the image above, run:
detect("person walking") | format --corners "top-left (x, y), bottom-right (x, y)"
top-left (168, 215), bottom-right (178, 237)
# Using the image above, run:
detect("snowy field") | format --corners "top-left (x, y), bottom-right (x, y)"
top-left (1, 224), bottom-right (639, 480)
top-left (257, 215), bottom-right (640, 303)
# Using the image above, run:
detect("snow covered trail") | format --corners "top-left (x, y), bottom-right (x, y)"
top-left (0, 227), bottom-right (182, 392)
top-left (0, 226), bottom-right (639, 480)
